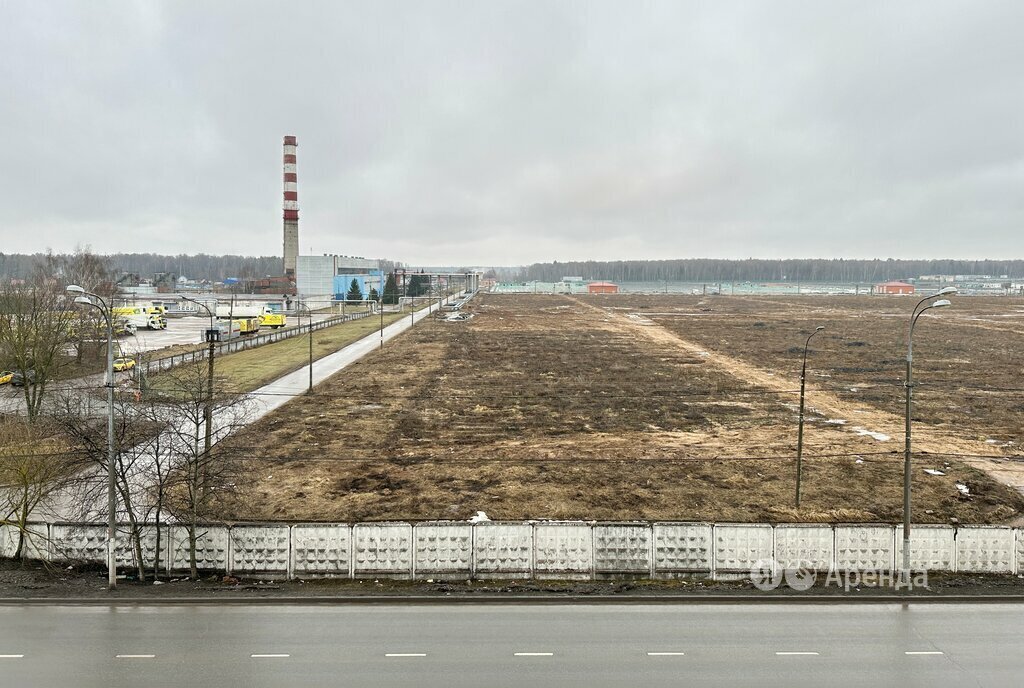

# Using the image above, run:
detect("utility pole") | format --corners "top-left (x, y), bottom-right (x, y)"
top-left (67, 286), bottom-right (117, 590)
top-left (795, 326), bottom-right (824, 508)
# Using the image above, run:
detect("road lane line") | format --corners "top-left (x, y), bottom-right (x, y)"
top-left (647, 652), bottom-right (686, 656)
top-left (115, 655), bottom-right (155, 659)
top-left (905, 651), bottom-right (944, 655)
top-left (385, 653), bottom-right (427, 657)
top-left (515, 652), bottom-right (554, 656)
top-left (0, 655), bottom-right (24, 659)
top-left (251, 654), bottom-right (290, 658)
top-left (776, 652), bottom-right (819, 656)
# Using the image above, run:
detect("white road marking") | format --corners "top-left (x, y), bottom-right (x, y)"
top-left (115, 654), bottom-right (155, 659)
top-left (905, 651), bottom-right (944, 655)
top-left (515, 652), bottom-right (554, 656)
top-left (385, 653), bottom-right (427, 657)
top-left (647, 652), bottom-right (686, 656)
top-left (0, 655), bottom-right (24, 659)
top-left (250, 654), bottom-right (290, 658)
top-left (776, 652), bottom-right (819, 656)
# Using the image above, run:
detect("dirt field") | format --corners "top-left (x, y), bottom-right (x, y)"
top-left (213, 293), bottom-right (1024, 524)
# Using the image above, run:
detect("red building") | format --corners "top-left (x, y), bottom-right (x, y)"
top-left (875, 281), bottom-right (915, 295)
top-left (588, 281), bottom-right (619, 294)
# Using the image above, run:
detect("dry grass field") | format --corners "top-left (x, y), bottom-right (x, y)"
top-left (213, 292), bottom-right (1024, 524)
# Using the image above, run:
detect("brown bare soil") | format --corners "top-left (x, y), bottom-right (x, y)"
top-left (212, 293), bottom-right (1023, 524)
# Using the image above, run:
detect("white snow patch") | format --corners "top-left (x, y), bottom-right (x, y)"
top-left (468, 511), bottom-right (490, 523)
top-left (825, 419), bottom-right (847, 425)
top-left (851, 427), bottom-right (890, 442)
top-left (955, 483), bottom-right (970, 496)
top-left (923, 468), bottom-right (946, 476)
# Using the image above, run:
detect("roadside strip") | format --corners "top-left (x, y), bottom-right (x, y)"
top-left (4, 594), bottom-right (1024, 606)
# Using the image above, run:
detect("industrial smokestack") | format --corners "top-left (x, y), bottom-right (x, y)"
top-left (282, 135), bottom-right (299, 278)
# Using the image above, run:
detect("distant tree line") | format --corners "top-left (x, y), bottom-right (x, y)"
top-left (518, 259), bottom-right (1024, 283)
top-left (1, 252), bottom-right (401, 283)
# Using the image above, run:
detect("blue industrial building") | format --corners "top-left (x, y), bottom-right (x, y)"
top-left (333, 269), bottom-right (384, 301)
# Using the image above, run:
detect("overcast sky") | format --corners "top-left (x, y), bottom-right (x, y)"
top-left (2, 1), bottom-right (1022, 266)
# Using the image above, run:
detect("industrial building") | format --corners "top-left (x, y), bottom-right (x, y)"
top-left (278, 134), bottom-right (385, 305)
top-left (296, 254), bottom-right (383, 303)
top-left (875, 281), bottom-right (915, 295)
top-left (587, 281), bottom-right (620, 294)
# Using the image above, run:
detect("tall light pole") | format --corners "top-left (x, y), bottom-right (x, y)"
top-left (180, 295), bottom-right (219, 458)
top-left (66, 284), bottom-right (117, 590)
top-left (795, 326), bottom-right (825, 508)
top-left (902, 286), bottom-right (956, 582)
top-left (297, 301), bottom-right (313, 393)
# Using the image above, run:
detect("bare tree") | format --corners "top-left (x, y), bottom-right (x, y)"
top-left (0, 418), bottom-right (78, 562)
top-left (0, 276), bottom-right (77, 421)
top-left (51, 389), bottom-right (165, 582)
top-left (60, 248), bottom-right (114, 366)
top-left (148, 359), bottom-right (251, 579)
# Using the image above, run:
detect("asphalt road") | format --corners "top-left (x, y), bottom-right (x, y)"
top-left (0, 603), bottom-right (1021, 687)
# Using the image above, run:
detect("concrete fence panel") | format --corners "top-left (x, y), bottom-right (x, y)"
top-left (956, 526), bottom-right (1015, 573)
top-left (774, 525), bottom-right (834, 571)
top-left (353, 523), bottom-right (413, 577)
top-left (50, 523), bottom-right (167, 572)
top-left (229, 525), bottom-right (291, 576)
top-left (835, 525), bottom-right (895, 572)
top-left (594, 523), bottom-right (652, 574)
top-left (653, 523), bottom-right (713, 575)
top-left (414, 522), bottom-right (473, 577)
top-left (0, 522), bottom-right (50, 562)
top-left (1017, 529), bottom-right (1024, 576)
top-left (472, 523), bottom-right (533, 578)
top-left (535, 522), bottom-right (593, 578)
top-left (895, 525), bottom-right (955, 572)
top-left (291, 524), bottom-right (351, 578)
top-left (49, 523), bottom-right (106, 565)
top-left (714, 524), bottom-right (773, 575)
top-left (124, 525), bottom-right (169, 572)
top-left (169, 525), bottom-right (229, 573)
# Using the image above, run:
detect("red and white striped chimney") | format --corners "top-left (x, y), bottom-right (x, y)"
top-left (282, 135), bottom-right (299, 277)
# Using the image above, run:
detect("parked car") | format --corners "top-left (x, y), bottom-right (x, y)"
top-left (113, 357), bottom-right (136, 372)
top-left (0, 370), bottom-right (12, 385)
top-left (11, 370), bottom-right (37, 386)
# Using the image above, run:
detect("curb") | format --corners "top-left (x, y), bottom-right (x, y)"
top-left (4, 594), bottom-right (1024, 606)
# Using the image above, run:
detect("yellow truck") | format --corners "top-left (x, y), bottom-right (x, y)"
top-left (258, 311), bottom-right (287, 329)
top-left (237, 317), bottom-right (261, 335)
top-left (111, 306), bottom-right (167, 330)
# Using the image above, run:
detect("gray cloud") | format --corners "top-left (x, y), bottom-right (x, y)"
top-left (2, 1), bottom-right (1022, 265)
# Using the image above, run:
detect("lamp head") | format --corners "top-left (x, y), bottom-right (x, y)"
top-left (65, 284), bottom-right (85, 294)
top-left (931, 299), bottom-right (952, 308)
top-left (73, 296), bottom-right (94, 306)
top-left (937, 286), bottom-right (958, 296)
top-left (815, 326), bottom-right (825, 331)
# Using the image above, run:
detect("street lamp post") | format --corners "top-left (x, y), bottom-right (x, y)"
top-left (297, 302), bottom-right (313, 393)
top-left (180, 295), bottom-right (219, 459)
top-left (902, 287), bottom-right (956, 582)
top-left (66, 284), bottom-right (117, 590)
top-left (795, 326), bottom-right (825, 508)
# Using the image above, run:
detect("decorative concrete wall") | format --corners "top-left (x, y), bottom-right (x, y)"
top-left (4, 521), bottom-right (1020, 580)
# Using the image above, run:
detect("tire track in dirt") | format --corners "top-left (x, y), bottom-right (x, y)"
top-left (566, 296), bottom-right (1024, 495)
